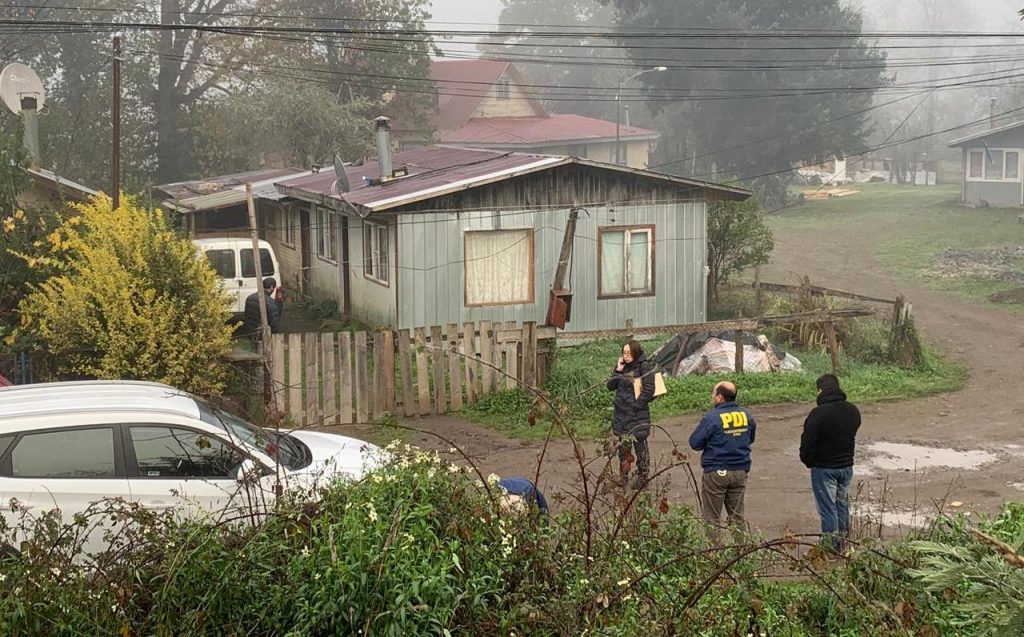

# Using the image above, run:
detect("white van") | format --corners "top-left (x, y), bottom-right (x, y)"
top-left (193, 238), bottom-right (282, 320)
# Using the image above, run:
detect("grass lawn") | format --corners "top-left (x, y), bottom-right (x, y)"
top-left (463, 336), bottom-right (966, 440)
top-left (770, 183), bottom-right (1024, 308)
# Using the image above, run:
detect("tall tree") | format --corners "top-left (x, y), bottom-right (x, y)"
top-left (607, 0), bottom-right (886, 205)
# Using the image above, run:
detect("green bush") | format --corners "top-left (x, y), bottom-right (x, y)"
top-left (1, 444), bottom-right (1022, 635)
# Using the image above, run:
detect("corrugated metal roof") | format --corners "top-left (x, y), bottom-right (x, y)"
top-left (948, 119), bottom-right (1024, 147)
top-left (27, 167), bottom-right (97, 199)
top-left (162, 168), bottom-right (315, 213)
top-left (275, 145), bottom-right (750, 213)
top-left (154, 168), bottom-right (301, 200)
top-left (439, 114), bottom-right (659, 147)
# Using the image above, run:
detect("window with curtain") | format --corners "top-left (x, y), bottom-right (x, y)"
top-left (315, 205), bottom-right (336, 262)
top-left (363, 221), bottom-right (390, 285)
top-left (464, 229), bottom-right (534, 306)
top-left (599, 226), bottom-right (654, 298)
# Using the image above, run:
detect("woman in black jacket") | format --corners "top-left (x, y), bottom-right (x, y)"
top-left (607, 340), bottom-right (656, 489)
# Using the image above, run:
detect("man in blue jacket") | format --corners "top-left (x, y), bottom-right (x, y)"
top-left (689, 381), bottom-right (756, 532)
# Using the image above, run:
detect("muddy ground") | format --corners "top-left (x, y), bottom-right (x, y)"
top-left (352, 204), bottom-right (1024, 539)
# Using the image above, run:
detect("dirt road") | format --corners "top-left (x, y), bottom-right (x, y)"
top-left (391, 206), bottom-right (1024, 538)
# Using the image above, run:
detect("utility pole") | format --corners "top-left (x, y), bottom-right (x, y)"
top-left (112, 34), bottom-right (121, 209)
top-left (246, 183), bottom-right (271, 353)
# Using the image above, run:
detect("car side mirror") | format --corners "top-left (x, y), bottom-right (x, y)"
top-left (235, 458), bottom-right (257, 482)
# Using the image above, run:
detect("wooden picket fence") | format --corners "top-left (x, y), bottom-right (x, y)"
top-left (268, 321), bottom-right (555, 427)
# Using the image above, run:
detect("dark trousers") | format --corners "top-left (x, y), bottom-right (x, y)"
top-left (811, 466), bottom-right (853, 552)
top-left (701, 469), bottom-right (748, 529)
top-left (616, 429), bottom-right (650, 479)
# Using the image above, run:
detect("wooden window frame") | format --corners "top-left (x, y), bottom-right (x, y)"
top-left (462, 228), bottom-right (535, 308)
top-left (362, 220), bottom-right (390, 287)
top-left (497, 78), bottom-right (511, 100)
top-left (597, 224), bottom-right (656, 300)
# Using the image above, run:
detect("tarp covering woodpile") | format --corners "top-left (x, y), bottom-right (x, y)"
top-left (652, 331), bottom-right (802, 376)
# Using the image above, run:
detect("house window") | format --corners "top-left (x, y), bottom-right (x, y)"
top-left (986, 149), bottom-right (1004, 180)
top-left (497, 79), bottom-right (510, 100)
top-left (615, 142), bottom-right (628, 165)
top-left (362, 221), bottom-right (390, 286)
top-left (968, 148), bottom-right (1022, 181)
top-left (1006, 151), bottom-right (1020, 179)
top-left (969, 151), bottom-right (983, 179)
top-left (599, 226), bottom-right (654, 298)
top-left (281, 207), bottom-right (296, 247)
top-left (314, 205), bottom-right (337, 262)
top-left (464, 229), bottom-right (534, 306)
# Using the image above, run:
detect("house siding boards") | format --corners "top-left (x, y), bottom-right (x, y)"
top-left (346, 216), bottom-right (398, 328)
top-left (395, 202), bottom-right (705, 331)
top-left (470, 78), bottom-right (542, 119)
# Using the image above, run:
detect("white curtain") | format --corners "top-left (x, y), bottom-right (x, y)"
top-left (629, 230), bottom-right (650, 292)
top-left (465, 230), bottom-right (532, 305)
top-left (601, 230), bottom-right (626, 295)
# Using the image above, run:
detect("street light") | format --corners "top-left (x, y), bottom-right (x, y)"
top-left (615, 66), bottom-right (667, 165)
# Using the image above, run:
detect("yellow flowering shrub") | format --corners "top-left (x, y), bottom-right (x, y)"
top-left (19, 196), bottom-right (234, 395)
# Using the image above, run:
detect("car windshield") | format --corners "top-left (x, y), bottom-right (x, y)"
top-left (197, 401), bottom-right (307, 470)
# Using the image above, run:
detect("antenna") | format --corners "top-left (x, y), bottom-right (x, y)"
top-left (0, 63), bottom-right (45, 114)
top-left (0, 63), bottom-right (46, 167)
top-left (333, 153), bottom-right (350, 193)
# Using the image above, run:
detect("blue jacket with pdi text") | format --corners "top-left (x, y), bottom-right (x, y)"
top-left (688, 401), bottom-right (757, 472)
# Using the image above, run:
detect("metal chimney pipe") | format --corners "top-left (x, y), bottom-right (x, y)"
top-left (19, 96), bottom-right (41, 168)
top-left (375, 116), bottom-right (393, 180)
top-left (990, 97), bottom-right (998, 129)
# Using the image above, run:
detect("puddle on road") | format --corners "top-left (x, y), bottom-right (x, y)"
top-left (856, 503), bottom-right (932, 529)
top-left (861, 442), bottom-right (998, 473)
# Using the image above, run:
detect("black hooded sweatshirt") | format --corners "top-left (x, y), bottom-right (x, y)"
top-left (799, 390), bottom-right (861, 469)
top-left (607, 355), bottom-right (655, 437)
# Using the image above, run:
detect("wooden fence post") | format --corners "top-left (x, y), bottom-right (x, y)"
top-left (373, 331), bottom-right (387, 417)
top-left (338, 332), bottom-right (353, 424)
top-left (823, 320), bottom-right (841, 374)
top-left (754, 266), bottom-right (764, 315)
top-left (447, 324), bottom-right (463, 411)
top-left (463, 322), bottom-right (478, 404)
top-left (354, 331), bottom-right (369, 424)
top-left (479, 320), bottom-right (494, 394)
top-left (381, 329), bottom-right (396, 415)
top-left (734, 330), bottom-right (744, 374)
top-left (430, 325), bottom-right (447, 414)
top-left (287, 333), bottom-right (302, 425)
top-left (522, 321), bottom-right (537, 389)
top-left (397, 329), bottom-right (415, 417)
top-left (414, 327), bottom-right (431, 415)
top-left (321, 332), bottom-right (337, 425)
top-left (304, 333), bottom-right (321, 426)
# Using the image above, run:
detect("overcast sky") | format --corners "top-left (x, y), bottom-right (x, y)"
top-left (428, 0), bottom-right (502, 55)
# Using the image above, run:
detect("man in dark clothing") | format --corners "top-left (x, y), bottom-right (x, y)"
top-left (799, 373), bottom-right (861, 553)
top-left (689, 381), bottom-right (756, 532)
top-left (607, 340), bottom-right (656, 490)
top-left (243, 277), bottom-right (282, 341)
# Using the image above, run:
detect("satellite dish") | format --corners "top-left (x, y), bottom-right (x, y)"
top-left (333, 153), bottom-right (350, 193)
top-left (0, 63), bottom-right (46, 114)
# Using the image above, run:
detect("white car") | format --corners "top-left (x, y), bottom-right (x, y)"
top-left (0, 381), bottom-right (381, 551)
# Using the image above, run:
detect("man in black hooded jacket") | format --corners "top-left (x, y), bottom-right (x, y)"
top-left (799, 373), bottom-right (861, 553)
